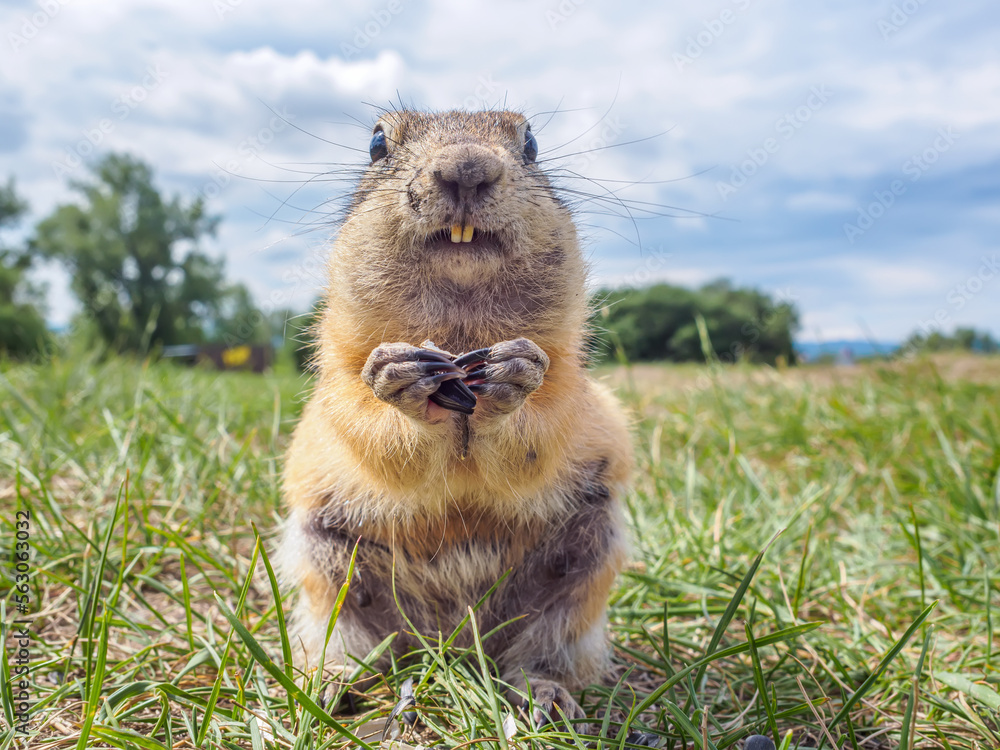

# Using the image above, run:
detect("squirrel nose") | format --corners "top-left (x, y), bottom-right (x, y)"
top-left (433, 145), bottom-right (504, 209)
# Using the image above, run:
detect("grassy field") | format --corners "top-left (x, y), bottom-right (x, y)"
top-left (1, 352), bottom-right (998, 749)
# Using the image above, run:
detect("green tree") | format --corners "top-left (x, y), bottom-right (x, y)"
top-left (902, 326), bottom-right (998, 354)
top-left (591, 280), bottom-right (799, 365)
top-left (0, 178), bottom-right (51, 358)
top-left (32, 153), bottom-right (259, 351)
top-left (213, 284), bottom-right (273, 347)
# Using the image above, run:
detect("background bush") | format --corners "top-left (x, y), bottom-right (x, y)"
top-left (591, 280), bottom-right (799, 365)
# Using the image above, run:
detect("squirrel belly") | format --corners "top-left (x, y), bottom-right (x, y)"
top-left (277, 109), bottom-right (633, 716)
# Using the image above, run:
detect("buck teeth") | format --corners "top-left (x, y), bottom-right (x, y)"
top-left (449, 224), bottom-right (475, 243)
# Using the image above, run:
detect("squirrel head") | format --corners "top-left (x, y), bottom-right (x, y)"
top-left (326, 108), bottom-right (587, 352)
top-left (339, 109), bottom-right (576, 287)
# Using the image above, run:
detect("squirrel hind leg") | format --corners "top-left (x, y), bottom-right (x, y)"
top-left (505, 672), bottom-right (590, 735)
top-left (502, 616), bottom-right (608, 734)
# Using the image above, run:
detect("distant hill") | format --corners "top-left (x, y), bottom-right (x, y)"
top-left (795, 340), bottom-right (899, 361)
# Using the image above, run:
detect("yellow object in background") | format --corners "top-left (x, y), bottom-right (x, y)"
top-left (222, 345), bottom-right (251, 368)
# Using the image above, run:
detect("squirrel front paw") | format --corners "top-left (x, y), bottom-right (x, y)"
top-left (361, 343), bottom-right (465, 422)
top-left (466, 338), bottom-right (549, 416)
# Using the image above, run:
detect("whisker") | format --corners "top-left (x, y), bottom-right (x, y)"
top-left (539, 129), bottom-right (676, 164)
top-left (257, 98), bottom-right (367, 154)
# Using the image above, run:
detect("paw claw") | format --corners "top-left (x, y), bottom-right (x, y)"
top-left (453, 347), bottom-right (492, 369)
top-left (463, 338), bottom-right (548, 415)
top-left (429, 377), bottom-right (477, 414)
top-left (416, 361), bottom-right (464, 376)
top-left (532, 707), bottom-right (551, 728)
top-left (362, 343), bottom-right (469, 420)
top-left (425, 371), bottom-right (465, 385)
top-left (415, 349), bottom-right (459, 365)
top-left (515, 678), bottom-right (588, 734)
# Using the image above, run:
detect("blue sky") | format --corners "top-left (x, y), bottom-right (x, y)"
top-left (1, 0), bottom-right (998, 343)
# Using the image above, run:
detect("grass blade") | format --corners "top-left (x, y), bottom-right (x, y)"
top-left (820, 600), bottom-right (938, 748)
top-left (196, 537), bottom-right (260, 746)
top-left (935, 672), bottom-right (1000, 711)
top-left (78, 479), bottom-right (127, 694)
top-left (214, 593), bottom-right (375, 749)
top-left (619, 621), bottom-right (823, 739)
top-left (899, 627), bottom-right (932, 750)
top-left (468, 606), bottom-right (508, 750)
top-left (76, 609), bottom-right (112, 750)
top-left (694, 531), bottom-right (780, 687)
top-left (314, 537), bottom-right (359, 704)
top-left (744, 620), bottom-right (779, 742)
top-left (663, 701), bottom-right (717, 749)
top-left (179, 553), bottom-right (194, 652)
top-left (90, 726), bottom-right (168, 749)
top-left (253, 523), bottom-right (297, 725)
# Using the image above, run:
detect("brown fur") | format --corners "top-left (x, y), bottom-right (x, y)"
top-left (278, 109), bottom-right (633, 718)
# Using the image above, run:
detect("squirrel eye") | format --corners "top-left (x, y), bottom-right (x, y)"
top-left (523, 129), bottom-right (538, 163)
top-left (369, 130), bottom-right (388, 163)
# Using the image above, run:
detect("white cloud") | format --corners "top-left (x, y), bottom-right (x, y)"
top-left (597, 265), bottom-right (715, 290)
top-left (2, 0), bottom-right (998, 342)
top-left (785, 191), bottom-right (856, 212)
top-left (835, 259), bottom-right (944, 297)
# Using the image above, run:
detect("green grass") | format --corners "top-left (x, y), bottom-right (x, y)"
top-left (1, 350), bottom-right (998, 749)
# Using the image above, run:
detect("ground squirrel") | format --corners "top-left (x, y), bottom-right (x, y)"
top-left (278, 108), bottom-right (633, 724)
